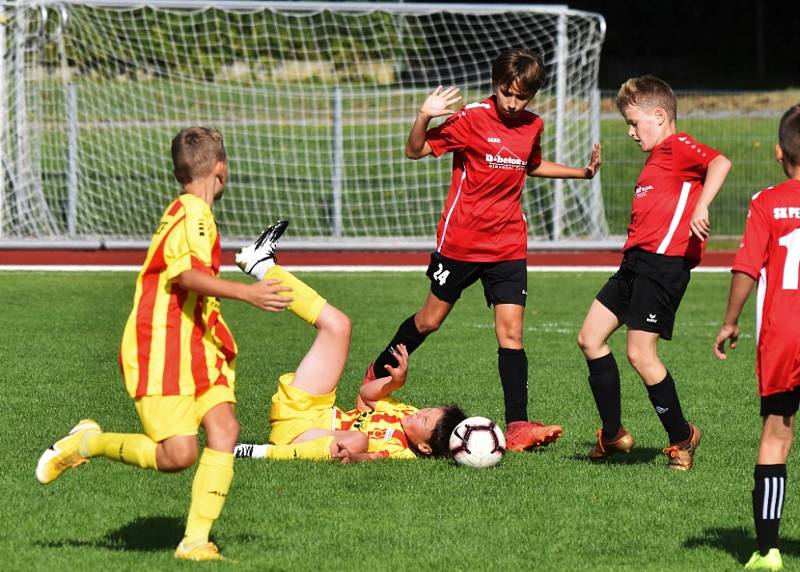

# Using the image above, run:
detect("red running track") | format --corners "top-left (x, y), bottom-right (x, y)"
top-left (0, 249), bottom-right (737, 267)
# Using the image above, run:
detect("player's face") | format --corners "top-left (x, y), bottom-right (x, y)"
top-left (494, 80), bottom-right (533, 120)
top-left (622, 105), bottom-right (665, 152)
top-left (402, 407), bottom-right (445, 454)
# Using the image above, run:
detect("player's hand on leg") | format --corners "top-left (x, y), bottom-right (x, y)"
top-left (420, 86), bottom-right (462, 118)
top-left (384, 344), bottom-right (409, 388)
top-left (245, 279), bottom-right (292, 312)
top-left (713, 323), bottom-right (739, 360)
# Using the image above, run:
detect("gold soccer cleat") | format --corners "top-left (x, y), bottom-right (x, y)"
top-left (36, 419), bottom-right (101, 484)
top-left (663, 423), bottom-right (702, 471)
top-left (175, 541), bottom-right (225, 562)
top-left (588, 427), bottom-right (635, 460)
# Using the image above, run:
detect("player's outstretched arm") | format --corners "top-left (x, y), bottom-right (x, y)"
top-left (358, 344), bottom-right (409, 410)
top-left (177, 269), bottom-right (292, 312)
top-left (713, 271), bottom-right (756, 360)
top-left (690, 154), bottom-right (733, 240)
top-left (528, 143), bottom-right (601, 179)
top-left (406, 86), bottom-right (462, 160)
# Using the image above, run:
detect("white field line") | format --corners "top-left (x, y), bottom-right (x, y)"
top-left (0, 264), bottom-right (733, 273)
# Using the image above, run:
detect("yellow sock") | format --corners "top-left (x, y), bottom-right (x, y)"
top-left (264, 265), bottom-right (326, 325)
top-left (82, 432), bottom-right (158, 470)
top-left (266, 437), bottom-right (334, 460)
top-left (183, 448), bottom-right (234, 546)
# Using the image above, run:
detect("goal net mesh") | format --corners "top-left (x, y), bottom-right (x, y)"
top-left (0, 1), bottom-right (606, 246)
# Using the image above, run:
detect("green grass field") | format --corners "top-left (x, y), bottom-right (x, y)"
top-left (2, 269), bottom-right (793, 570)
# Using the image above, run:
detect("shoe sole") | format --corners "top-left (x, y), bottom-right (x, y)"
top-left (36, 420), bottom-right (100, 484)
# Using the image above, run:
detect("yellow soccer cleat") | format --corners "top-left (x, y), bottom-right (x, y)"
top-left (744, 548), bottom-right (783, 571)
top-left (174, 540), bottom-right (225, 562)
top-left (36, 419), bottom-right (101, 484)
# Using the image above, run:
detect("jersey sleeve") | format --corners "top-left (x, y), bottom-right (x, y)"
top-left (164, 201), bottom-right (215, 281)
top-left (731, 193), bottom-right (771, 279)
top-left (674, 137), bottom-right (721, 180)
top-left (426, 110), bottom-right (472, 157)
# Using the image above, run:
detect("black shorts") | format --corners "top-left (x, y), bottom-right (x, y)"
top-left (425, 252), bottom-right (527, 307)
top-left (595, 248), bottom-right (691, 340)
top-left (761, 387), bottom-right (800, 417)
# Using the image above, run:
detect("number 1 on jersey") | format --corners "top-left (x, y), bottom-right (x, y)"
top-left (779, 228), bottom-right (800, 290)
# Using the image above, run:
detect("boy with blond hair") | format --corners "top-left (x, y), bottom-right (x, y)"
top-left (36, 127), bottom-right (292, 561)
top-left (576, 76), bottom-right (731, 470)
top-left (714, 105), bottom-right (800, 571)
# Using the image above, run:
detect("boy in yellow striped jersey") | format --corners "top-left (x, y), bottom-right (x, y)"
top-left (36, 127), bottom-right (293, 561)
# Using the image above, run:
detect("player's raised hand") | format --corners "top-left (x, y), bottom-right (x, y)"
top-left (690, 204), bottom-right (711, 240)
top-left (383, 343), bottom-right (409, 387)
top-left (246, 279), bottom-right (292, 312)
top-left (419, 86), bottom-right (462, 118)
top-left (584, 143), bottom-right (602, 179)
top-left (713, 323), bottom-right (740, 360)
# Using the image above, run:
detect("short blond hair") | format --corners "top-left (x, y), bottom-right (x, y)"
top-left (615, 76), bottom-right (676, 121)
top-left (171, 127), bottom-right (226, 185)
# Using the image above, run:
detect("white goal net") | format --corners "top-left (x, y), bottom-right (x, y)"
top-left (0, 1), bottom-right (606, 248)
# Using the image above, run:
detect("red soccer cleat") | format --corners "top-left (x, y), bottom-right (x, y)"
top-left (505, 420), bottom-right (563, 452)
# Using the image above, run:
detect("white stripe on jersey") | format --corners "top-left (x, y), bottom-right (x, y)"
top-left (656, 181), bottom-right (692, 254)
top-left (437, 161), bottom-right (468, 253)
top-left (756, 267), bottom-right (767, 344)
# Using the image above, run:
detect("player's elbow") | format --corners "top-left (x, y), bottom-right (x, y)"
top-left (405, 147), bottom-right (423, 160)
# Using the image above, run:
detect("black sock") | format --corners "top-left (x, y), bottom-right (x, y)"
top-left (753, 464), bottom-right (787, 556)
top-left (372, 315), bottom-right (429, 378)
top-left (587, 353), bottom-right (622, 440)
top-left (498, 347), bottom-right (528, 424)
top-left (646, 372), bottom-right (690, 444)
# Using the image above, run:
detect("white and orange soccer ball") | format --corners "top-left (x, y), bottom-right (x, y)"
top-left (449, 416), bottom-right (506, 468)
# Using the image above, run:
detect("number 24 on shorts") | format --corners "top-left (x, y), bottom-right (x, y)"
top-left (433, 263), bottom-right (450, 286)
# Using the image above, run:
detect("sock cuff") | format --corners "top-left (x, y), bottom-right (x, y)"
top-left (755, 464), bottom-right (787, 479)
top-left (498, 347), bottom-right (526, 356)
top-left (200, 448), bottom-right (234, 468)
top-left (587, 352), bottom-right (617, 376)
top-left (646, 371), bottom-right (675, 395)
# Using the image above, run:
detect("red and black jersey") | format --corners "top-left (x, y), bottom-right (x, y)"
top-left (732, 179), bottom-right (800, 396)
top-left (426, 96), bottom-right (543, 262)
top-left (623, 133), bottom-right (720, 265)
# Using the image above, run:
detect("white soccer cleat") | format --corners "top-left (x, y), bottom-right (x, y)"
top-left (36, 419), bottom-right (101, 484)
top-left (235, 219), bottom-right (289, 280)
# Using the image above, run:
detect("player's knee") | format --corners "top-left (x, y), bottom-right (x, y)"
top-left (626, 346), bottom-right (649, 371)
top-left (415, 315), bottom-right (441, 334)
top-left (340, 431), bottom-right (368, 454)
top-left (319, 304), bottom-right (352, 337)
top-left (159, 440), bottom-right (199, 471)
top-left (576, 329), bottom-right (593, 353)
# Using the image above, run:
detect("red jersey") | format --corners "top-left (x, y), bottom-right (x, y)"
top-left (623, 133), bottom-right (720, 265)
top-left (732, 180), bottom-right (800, 395)
top-left (426, 96), bottom-right (543, 262)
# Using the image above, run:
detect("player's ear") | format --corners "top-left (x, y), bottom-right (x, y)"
top-left (775, 143), bottom-right (783, 163)
top-left (417, 441), bottom-right (433, 456)
top-left (654, 107), bottom-right (667, 126)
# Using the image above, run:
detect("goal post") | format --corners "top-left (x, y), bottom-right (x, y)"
top-left (0, 0), bottom-right (607, 249)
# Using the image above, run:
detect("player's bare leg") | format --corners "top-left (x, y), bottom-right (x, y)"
top-left (746, 415), bottom-right (794, 570)
top-left (156, 435), bottom-right (199, 472)
top-left (289, 304), bottom-right (351, 396)
top-left (578, 300), bottom-right (636, 459)
top-left (494, 303), bottom-right (561, 451)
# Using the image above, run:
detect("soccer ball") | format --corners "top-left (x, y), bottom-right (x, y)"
top-left (449, 416), bottom-right (506, 468)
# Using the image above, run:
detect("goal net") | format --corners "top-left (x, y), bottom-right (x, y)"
top-left (0, 1), bottom-right (606, 248)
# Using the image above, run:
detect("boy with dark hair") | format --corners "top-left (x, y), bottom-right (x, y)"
top-left (577, 76), bottom-right (731, 470)
top-left (233, 235), bottom-right (468, 462)
top-left (36, 127), bottom-right (293, 561)
top-left (362, 47), bottom-right (601, 452)
top-left (714, 104), bottom-right (800, 571)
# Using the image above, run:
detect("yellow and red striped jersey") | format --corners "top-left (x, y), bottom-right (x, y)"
top-left (119, 193), bottom-right (237, 398)
top-left (335, 397), bottom-right (418, 459)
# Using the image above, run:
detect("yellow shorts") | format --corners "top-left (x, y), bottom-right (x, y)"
top-left (269, 373), bottom-right (336, 445)
top-left (134, 384), bottom-right (236, 442)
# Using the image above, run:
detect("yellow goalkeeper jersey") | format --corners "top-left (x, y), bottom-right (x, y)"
top-left (119, 193), bottom-right (237, 398)
top-left (335, 397), bottom-right (418, 460)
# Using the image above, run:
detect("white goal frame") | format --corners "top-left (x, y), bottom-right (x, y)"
top-left (0, 0), bottom-right (608, 250)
